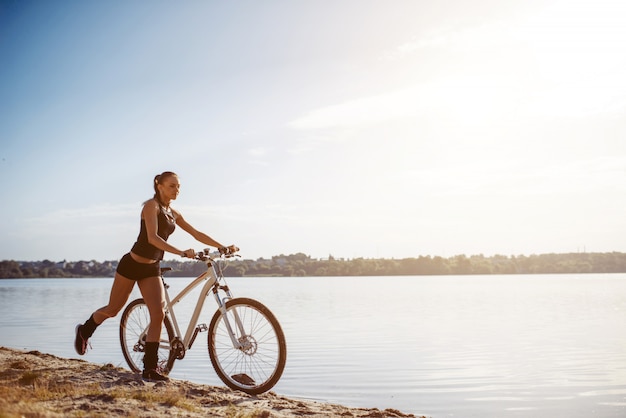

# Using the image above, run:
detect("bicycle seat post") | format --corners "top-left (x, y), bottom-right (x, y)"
top-left (160, 267), bottom-right (172, 289)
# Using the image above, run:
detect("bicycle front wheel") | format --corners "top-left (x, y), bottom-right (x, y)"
top-left (119, 298), bottom-right (176, 374)
top-left (208, 297), bottom-right (287, 395)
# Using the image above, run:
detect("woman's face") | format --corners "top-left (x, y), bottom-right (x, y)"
top-left (158, 175), bottom-right (180, 202)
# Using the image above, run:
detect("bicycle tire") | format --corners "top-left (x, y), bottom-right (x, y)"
top-left (119, 298), bottom-right (176, 374)
top-left (208, 297), bottom-right (287, 395)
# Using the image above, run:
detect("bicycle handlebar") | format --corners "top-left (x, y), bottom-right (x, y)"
top-left (194, 247), bottom-right (240, 261)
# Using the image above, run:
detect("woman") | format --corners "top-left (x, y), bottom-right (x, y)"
top-left (74, 171), bottom-right (237, 382)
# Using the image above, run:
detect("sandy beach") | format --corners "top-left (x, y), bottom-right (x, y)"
top-left (0, 347), bottom-right (423, 417)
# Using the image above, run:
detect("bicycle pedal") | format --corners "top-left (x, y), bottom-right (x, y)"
top-left (189, 324), bottom-right (208, 350)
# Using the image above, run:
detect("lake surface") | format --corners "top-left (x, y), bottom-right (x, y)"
top-left (1, 274), bottom-right (625, 417)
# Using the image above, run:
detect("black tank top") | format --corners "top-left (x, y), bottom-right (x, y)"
top-left (131, 204), bottom-right (176, 260)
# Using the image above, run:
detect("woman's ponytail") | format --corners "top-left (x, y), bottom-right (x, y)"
top-left (153, 174), bottom-right (162, 204)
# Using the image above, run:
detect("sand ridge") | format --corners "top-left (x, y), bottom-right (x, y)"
top-left (0, 347), bottom-right (424, 417)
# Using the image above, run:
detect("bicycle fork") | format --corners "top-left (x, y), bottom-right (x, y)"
top-left (213, 287), bottom-right (248, 351)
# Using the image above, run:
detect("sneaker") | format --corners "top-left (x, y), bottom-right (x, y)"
top-left (74, 324), bottom-right (90, 355)
top-left (142, 369), bottom-right (170, 383)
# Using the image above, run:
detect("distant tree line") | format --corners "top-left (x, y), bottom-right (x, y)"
top-left (1, 252), bottom-right (626, 279)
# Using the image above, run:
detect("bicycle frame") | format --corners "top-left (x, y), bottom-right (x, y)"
top-left (161, 255), bottom-right (245, 353)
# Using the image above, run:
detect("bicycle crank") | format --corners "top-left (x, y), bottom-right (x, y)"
top-left (171, 337), bottom-right (186, 360)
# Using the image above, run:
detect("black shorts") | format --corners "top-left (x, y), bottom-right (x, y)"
top-left (116, 253), bottom-right (160, 281)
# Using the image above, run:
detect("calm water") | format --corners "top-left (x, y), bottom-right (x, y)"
top-left (1, 274), bottom-right (625, 417)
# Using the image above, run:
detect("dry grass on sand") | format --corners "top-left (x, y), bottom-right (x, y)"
top-left (0, 347), bottom-right (424, 418)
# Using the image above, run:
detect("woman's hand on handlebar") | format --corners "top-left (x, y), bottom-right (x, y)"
top-left (219, 245), bottom-right (239, 256)
top-left (181, 248), bottom-right (196, 258)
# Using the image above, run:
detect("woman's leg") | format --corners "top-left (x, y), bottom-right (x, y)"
top-left (75, 273), bottom-right (136, 355)
top-left (92, 273), bottom-right (137, 324)
top-left (136, 275), bottom-right (166, 342)
top-left (136, 276), bottom-right (169, 381)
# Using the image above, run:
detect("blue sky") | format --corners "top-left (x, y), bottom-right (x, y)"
top-left (1, 0), bottom-right (625, 262)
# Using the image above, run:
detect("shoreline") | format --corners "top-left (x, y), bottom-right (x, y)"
top-left (0, 346), bottom-right (424, 417)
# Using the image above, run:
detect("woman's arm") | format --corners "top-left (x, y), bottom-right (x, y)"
top-left (173, 210), bottom-right (228, 249)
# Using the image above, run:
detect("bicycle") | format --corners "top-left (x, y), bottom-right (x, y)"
top-left (119, 248), bottom-right (287, 394)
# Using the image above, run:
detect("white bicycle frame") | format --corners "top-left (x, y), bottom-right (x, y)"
top-left (161, 255), bottom-right (246, 352)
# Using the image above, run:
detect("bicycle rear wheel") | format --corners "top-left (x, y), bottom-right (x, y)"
top-left (208, 297), bottom-right (287, 395)
top-left (119, 298), bottom-right (176, 374)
